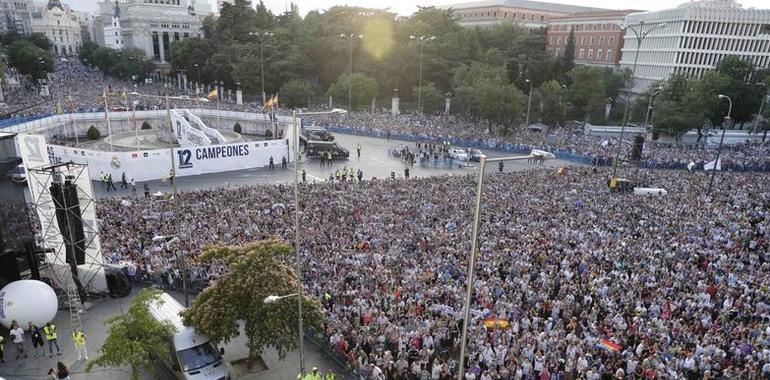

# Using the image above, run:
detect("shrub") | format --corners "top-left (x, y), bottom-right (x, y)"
top-left (234, 122), bottom-right (242, 133)
top-left (264, 128), bottom-right (273, 138)
top-left (87, 125), bottom-right (101, 140)
top-left (141, 121), bottom-right (152, 130)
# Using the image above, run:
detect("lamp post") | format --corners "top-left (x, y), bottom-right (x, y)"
top-left (193, 63), bottom-right (201, 95)
top-left (708, 94), bottom-right (731, 194)
top-left (249, 31), bottom-right (274, 105)
top-left (410, 35), bottom-right (436, 114)
top-left (289, 108), bottom-right (347, 373)
top-left (643, 86), bottom-right (663, 127)
top-left (340, 33), bottom-right (363, 111)
top-left (457, 150), bottom-right (556, 380)
top-left (752, 84), bottom-right (767, 134)
top-left (611, 20), bottom-right (669, 186)
top-left (524, 79), bottom-right (533, 128)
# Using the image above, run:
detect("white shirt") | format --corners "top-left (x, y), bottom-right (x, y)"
top-left (10, 327), bottom-right (24, 343)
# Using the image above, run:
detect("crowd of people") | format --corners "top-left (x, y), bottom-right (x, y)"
top-left (96, 166), bottom-right (770, 379)
top-left (302, 111), bottom-right (770, 173)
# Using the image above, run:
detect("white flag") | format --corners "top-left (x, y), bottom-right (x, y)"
top-left (704, 158), bottom-right (721, 171)
top-left (687, 161), bottom-right (695, 171)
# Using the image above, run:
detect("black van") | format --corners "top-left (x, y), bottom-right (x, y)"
top-left (306, 141), bottom-right (349, 159)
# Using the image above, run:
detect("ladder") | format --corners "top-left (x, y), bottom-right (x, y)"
top-left (66, 285), bottom-right (84, 333)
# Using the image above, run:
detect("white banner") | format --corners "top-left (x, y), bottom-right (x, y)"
top-left (47, 138), bottom-right (293, 183)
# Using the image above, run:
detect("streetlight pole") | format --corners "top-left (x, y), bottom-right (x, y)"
top-left (752, 85), bottom-right (767, 134)
top-left (249, 31), bottom-right (274, 105)
top-left (340, 34), bottom-right (363, 111)
top-left (456, 149), bottom-right (555, 380)
top-left (708, 94), bottom-right (731, 194)
top-left (193, 64), bottom-right (201, 95)
top-left (289, 108), bottom-right (346, 374)
top-left (643, 86), bottom-right (662, 127)
top-left (611, 20), bottom-right (668, 186)
top-left (410, 35), bottom-right (436, 114)
top-left (524, 79), bottom-right (532, 127)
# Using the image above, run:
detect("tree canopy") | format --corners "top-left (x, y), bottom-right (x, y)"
top-left (181, 240), bottom-right (324, 368)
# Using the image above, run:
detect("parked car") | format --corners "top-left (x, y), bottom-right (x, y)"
top-left (448, 148), bottom-right (470, 161)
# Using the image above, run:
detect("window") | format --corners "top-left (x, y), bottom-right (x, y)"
top-left (581, 36), bottom-right (586, 45)
top-left (588, 49), bottom-right (593, 60)
top-left (606, 49), bottom-right (612, 60)
top-left (540, 15), bottom-right (544, 22)
top-left (579, 48), bottom-right (584, 59)
top-left (609, 36), bottom-right (614, 45)
top-left (599, 36), bottom-right (604, 45)
top-left (590, 36), bottom-right (595, 45)
top-left (557, 36), bottom-right (561, 45)
top-left (597, 49), bottom-right (603, 60)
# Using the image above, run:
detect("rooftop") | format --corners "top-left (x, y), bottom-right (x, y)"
top-left (437, 0), bottom-right (607, 14)
top-left (549, 9), bottom-right (643, 21)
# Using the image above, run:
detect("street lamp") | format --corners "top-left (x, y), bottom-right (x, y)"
top-left (524, 79), bottom-right (533, 128)
top-left (611, 20), bottom-right (668, 186)
top-left (410, 35), bottom-right (436, 114)
top-left (708, 94), bottom-right (731, 194)
top-left (249, 31), bottom-right (274, 105)
top-left (340, 33), bottom-right (363, 111)
top-left (752, 83), bottom-right (768, 135)
top-left (289, 107), bottom-right (346, 373)
top-left (153, 234), bottom-right (188, 306)
top-left (263, 293), bottom-right (298, 304)
top-left (457, 149), bottom-right (555, 380)
top-left (644, 86), bottom-right (663, 127)
top-left (193, 63), bottom-right (201, 95)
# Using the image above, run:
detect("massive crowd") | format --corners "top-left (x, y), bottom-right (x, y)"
top-left (96, 167), bottom-right (770, 379)
top-left (302, 112), bottom-right (770, 172)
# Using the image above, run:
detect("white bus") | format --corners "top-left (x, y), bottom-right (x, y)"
top-left (147, 292), bottom-right (231, 380)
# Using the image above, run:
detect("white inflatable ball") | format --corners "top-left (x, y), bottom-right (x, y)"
top-left (0, 280), bottom-right (58, 330)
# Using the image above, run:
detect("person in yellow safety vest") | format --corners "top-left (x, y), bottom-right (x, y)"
top-left (341, 167), bottom-right (348, 181)
top-left (324, 371), bottom-right (337, 380)
top-left (43, 322), bottom-right (61, 357)
top-left (72, 329), bottom-right (88, 361)
top-left (0, 333), bottom-right (5, 363)
top-left (302, 367), bottom-right (321, 380)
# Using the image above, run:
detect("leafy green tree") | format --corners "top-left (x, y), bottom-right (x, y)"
top-left (715, 56), bottom-right (763, 125)
top-left (453, 62), bottom-right (526, 133)
top-left (169, 38), bottom-right (217, 83)
top-left (0, 31), bottom-right (21, 46)
top-left (181, 240), bottom-right (324, 369)
top-left (141, 121), bottom-right (152, 130)
top-left (539, 80), bottom-right (566, 126)
top-left (214, 0), bottom-right (259, 43)
top-left (567, 66), bottom-right (605, 122)
top-left (326, 73), bottom-right (379, 110)
top-left (27, 33), bottom-right (52, 51)
top-left (653, 99), bottom-right (697, 140)
top-left (86, 126), bottom-right (101, 140)
top-left (412, 82), bottom-right (444, 114)
top-left (279, 79), bottom-right (314, 108)
top-left (234, 122), bottom-right (242, 133)
top-left (562, 28), bottom-right (575, 76)
top-left (86, 288), bottom-right (176, 380)
top-left (7, 40), bottom-right (54, 80)
top-left (683, 70), bottom-right (730, 126)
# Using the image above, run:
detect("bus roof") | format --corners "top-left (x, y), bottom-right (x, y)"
top-left (147, 292), bottom-right (186, 333)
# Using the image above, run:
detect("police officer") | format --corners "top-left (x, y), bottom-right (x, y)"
top-left (143, 183), bottom-right (150, 198)
top-left (356, 144), bottom-right (361, 158)
top-left (357, 169), bottom-right (363, 182)
top-left (301, 169), bottom-right (307, 183)
top-left (334, 169), bottom-right (340, 181)
top-left (282, 156), bottom-right (287, 170)
top-left (498, 161), bottom-right (504, 173)
top-left (28, 322), bottom-right (45, 357)
top-left (268, 156), bottom-right (275, 170)
top-left (303, 367), bottom-right (321, 380)
top-left (43, 322), bottom-right (61, 357)
top-left (404, 167), bottom-right (410, 179)
top-left (341, 166), bottom-right (348, 182)
top-left (72, 329), bottom-right (87, 361)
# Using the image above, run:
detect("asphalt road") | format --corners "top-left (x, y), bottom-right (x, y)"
top-left (91, 133), bottom-right (579, 198)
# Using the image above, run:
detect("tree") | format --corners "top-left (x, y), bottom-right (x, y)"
top-left (539, 80), bottom-right (566, 127)
top-left (562, 28), bottom-right (575, 77)
top-left (27, 33), bottom-right (52, 51)
top-left (411, 82), bottom-right (444, 114)
top-left (86, 288), bottom-right (176, 380)
top-left (7, 40), bottom-right (54, 80)
top-left (181, 240), bottom-right (324, 369)
top-left (279, 79), bottom-right (314, 108)
top-left (653, 99), bottom-right (696, 140)
top-left (234, 122), bottom-right (242, 133)
top-left (141, 121), bottom-right (152, 130)
top-left (567, 66), bottom-right (605, 122)
top-left (87, 126), bottom-right (101, 140)
top-left (715, 56), bottom-right (763, 125)
top-left (326, 73), bottom-right (379, 110)
top-left (453, 62), bottom-right (526, 133)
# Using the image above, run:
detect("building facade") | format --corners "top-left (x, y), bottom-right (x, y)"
top-left (620, 0), bottom-right (770, 94)
top-left (30, 0), bottom-right (83, 56)
top-left (439, 0), bottom-right (605, 30)
top-left (0, 0), bottom-right (33, 34)
top-left (547, 10), bottom-right (639, 67)
top-left (93, 0), bottom-right (205, 63)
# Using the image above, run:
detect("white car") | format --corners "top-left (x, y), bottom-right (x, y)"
top-left (448, 148), bottom-right (470, 161)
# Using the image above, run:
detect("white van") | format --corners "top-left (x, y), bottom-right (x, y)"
top-left (147, 292), bottom-right (231, 380)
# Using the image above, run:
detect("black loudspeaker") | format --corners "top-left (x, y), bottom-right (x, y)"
top-left (631, 134), bottom-right (645, 162)
top-left (0, 248), bottom-right (21, 288)
top-left (50, 177), bottom-right (86, 265)
top-left (105, 267), bottom-right (132, 298)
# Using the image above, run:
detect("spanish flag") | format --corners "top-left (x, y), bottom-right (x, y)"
top-left (207, 88), bottom-right (218, 102)
top-left (597, 338), bottom-right (622, 352)
top-left (120, 90), bottom-right (128, 103)
top-left (262, 95), bottom-right (276, 111)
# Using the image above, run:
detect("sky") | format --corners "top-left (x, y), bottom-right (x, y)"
top-left (63, 0), bottom-right (769, 15)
